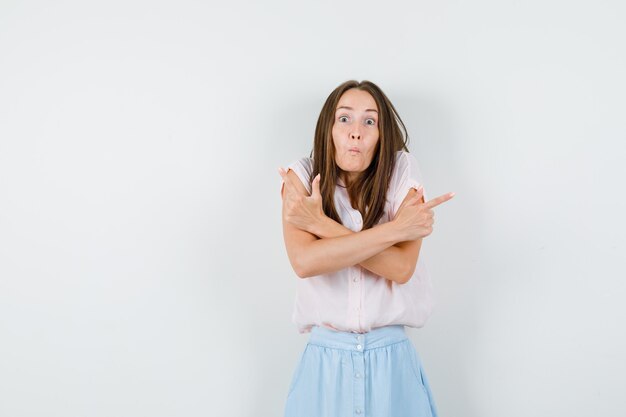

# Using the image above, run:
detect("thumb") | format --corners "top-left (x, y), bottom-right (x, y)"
top-left (311, 173), bottom-right (321, 198)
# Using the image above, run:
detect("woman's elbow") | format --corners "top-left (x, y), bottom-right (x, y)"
top-left (292, 255), bottom-right (314, 279)
top-left (398, 262), bottom-right (417, 285)
top-left (294, 266), bottom-right (310, 279)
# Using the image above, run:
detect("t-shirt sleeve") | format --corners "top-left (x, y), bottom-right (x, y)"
top-left (389, 151), bottom-right (428, 218)
top-left (279, 157), bottom-right (313, 197)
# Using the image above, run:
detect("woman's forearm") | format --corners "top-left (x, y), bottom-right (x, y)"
top-left (312, 217), bottom-right (413, 283)
top-left (295, 221), bottom-right (401, 278)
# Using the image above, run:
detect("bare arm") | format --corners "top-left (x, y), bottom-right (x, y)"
top-left (311, 190), bottom-right (424, 284)
top-left (280, 169), bottom-right (420, 282)
top-left (282, 194), bottom-right (402, 277)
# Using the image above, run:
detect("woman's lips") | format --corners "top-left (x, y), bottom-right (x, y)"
top-left (349, 148), bottom-right (360, 153)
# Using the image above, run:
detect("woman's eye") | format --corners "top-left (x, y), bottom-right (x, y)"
top-left (339, 116), bottom-right (348, 122)
top-left (366, 118), bottom-right (376, 125)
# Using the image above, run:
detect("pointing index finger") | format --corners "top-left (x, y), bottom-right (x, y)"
top-left (423, 192), bottom-right (455, 209)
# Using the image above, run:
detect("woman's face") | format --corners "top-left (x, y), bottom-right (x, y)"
top-left (332, 88), bottom-right (380, 183)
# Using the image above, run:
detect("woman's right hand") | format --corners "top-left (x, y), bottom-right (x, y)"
top-left (392, 187), bottom-right (455, 241)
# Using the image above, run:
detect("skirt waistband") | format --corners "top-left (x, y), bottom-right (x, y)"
top-left (308, 325), bottom-right (408, 351)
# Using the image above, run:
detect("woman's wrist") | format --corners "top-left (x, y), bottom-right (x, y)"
top-left (312, 215), bottom-right (406, 243)
top-left (387, 218), bottom-right (407, 243)
top-left (312, 215), bottom-right (352, 239)
top-left (308, 214), bottom-right (328, 237)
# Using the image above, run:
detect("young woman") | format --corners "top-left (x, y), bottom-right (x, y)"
top-left (278, 80), bottom-right (454, 417)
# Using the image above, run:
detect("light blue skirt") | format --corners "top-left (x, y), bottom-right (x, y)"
top-left (283, 324), bottom-right (439, 417)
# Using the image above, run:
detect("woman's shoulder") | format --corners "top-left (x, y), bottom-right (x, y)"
top-left (388, 150), bottom-right (424, 192)
top-left (283, 155), bottom-right (314, 194)
top-left (392, 150), bottom-right (418, 176)
top-left (286, 155), bottom-right (313, 174)
top-left (388, 149), bottom-right (427, 201)
top-left (299, 156), bottom-right (314, 169)
top-left (394, 149), bottom-right (417, 165)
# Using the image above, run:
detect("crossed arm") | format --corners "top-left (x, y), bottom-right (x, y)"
top-left (280, 169), bottom-right (423, 284)
top-left (311, 212), bottom-right (423, 284)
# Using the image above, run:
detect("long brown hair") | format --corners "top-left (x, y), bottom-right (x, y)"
top-left (309, 80), bottom-right (410, 230)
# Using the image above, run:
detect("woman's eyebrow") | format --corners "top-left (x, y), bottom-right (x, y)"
top-left (336, 106), bottom-right (378, 113)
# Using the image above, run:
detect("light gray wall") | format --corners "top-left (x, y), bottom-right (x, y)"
top-left (1, 1), bottom-right (624, 416)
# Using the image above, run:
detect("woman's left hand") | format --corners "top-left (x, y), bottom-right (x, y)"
top-left (279, 168), bottom-right (326, 234)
